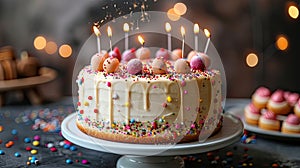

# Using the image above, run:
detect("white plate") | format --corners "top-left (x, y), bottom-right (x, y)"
top-left (227, 106), bottom-right (300, 139)
top-left (61, 113), bottom-right (243, 156)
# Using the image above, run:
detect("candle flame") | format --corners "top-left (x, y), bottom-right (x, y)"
top-left (138, 35), bottom-right (145, 45)
top-left (181, 26), bottom-right (185, 37)
top-left (123, 23), bottom-right (129, 32)
top-left (204, 28), bottom-right (211, 38)
top-left (93, 26), bottom-right (101, 36)
top-left (107, 26), bottom-right (112, 37)
top-left (165, 22), bottom-right (171, 33)
top-left (194, 24), bottom-right (199, 34)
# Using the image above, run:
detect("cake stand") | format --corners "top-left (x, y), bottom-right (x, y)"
top-left (62, 113), bottom-right (243, 168)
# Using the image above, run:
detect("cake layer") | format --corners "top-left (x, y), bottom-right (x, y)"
top-left (76, 64), bottom-right (222, 144)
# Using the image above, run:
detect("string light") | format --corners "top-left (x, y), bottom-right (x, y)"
top-left (246, 53), bottom-right (258, 68)
top-left (276, 35), bottom-right (288, 51)
top-left (288, 3), bottom-right (299, 19)
top-left (59, 44), bottom-right (72, 58)
top-left (45, 41), bottom-right (58, 55)
top-left (174, 3), bottom-right (187, 16)
top-left (33, 36), bottom-right (47, 50)
top-left (167, 8), bottom-right (180, 21)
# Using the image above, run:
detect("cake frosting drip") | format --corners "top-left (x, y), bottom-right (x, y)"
top-left (76, 58), bottom-right (222, 143)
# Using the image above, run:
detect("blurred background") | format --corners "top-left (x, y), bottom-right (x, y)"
top-left (0, 0), bottom-right (299, 105)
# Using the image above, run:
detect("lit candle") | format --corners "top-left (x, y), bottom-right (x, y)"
top-left (204, 28), bottom-right (211, 54)
top-left (123, 23), bottom-right (129, 50)
top-left (93, 25), bottom-right (101, 53)
top-left (138, 35), bottom-right (145, 47)
top-left (194, 23), bottom-right (199, 52)
top-left (165, 22), bottom-right (172, 52)
top-left (181, 26), bottom-right (185, 58)
top-left (136, 35), bottom-right (150, 60)
top-left (107, 26), bottom-right (112, 51)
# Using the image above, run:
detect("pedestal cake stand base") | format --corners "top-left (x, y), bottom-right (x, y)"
top-left (62, 113), bottom-right (243, 168)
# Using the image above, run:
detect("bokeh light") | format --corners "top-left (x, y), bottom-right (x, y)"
top-left (167, 8), bottom-right (180, 21)
top-left (246, 53), bottom-right (258, 68)
top-left (174, 3), bottom-right (187, 16)
top-left (288, 5), bottom-right (299, 19)
top-left (45, 41), bottom-right (58, 55)
top-left (59, 44), bottom-right (72, 58)
top-left (33, 36), bottom-right (46, 50)
top-left (276, 35), bottom-right (288, 51)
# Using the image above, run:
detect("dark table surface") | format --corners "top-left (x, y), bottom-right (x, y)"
top-left (0, 97), bottom-right (299, 168)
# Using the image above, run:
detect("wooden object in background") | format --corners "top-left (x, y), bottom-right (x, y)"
top-left (0, 67), bottom-right (57, 106)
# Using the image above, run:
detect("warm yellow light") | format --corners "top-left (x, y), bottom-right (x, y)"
top-left (174, 3), bottom-right (187, 16)
top-left (167, 8), bottom-right (180, 21)
top-left (59, 44), bottom-right (72, 58)
top-left (45, 41), bottom-right (57, 55)
top-left (107, 26), bottom-right (112, 37)
top-left (288, 5), bottom-right (299, 19)
top-left (165, 22), bottom-right (171, 33)
top-left (276, 35), bottom-right (288, 51)
top-left (93, 26), bottom-right (101, 36)
top-left (33, 36), bottom-right (47, 50)
top-left (194, 24), bottom-right (200, 34)
top-left (246, 53), bottom-right (258, 68)
top-left (204, 29), bottom-right (211, 38)
top-left (123, 23), bottom-right (129, 32)
top-left (138, 35), bottom-right (145, 46)
top-left (180, 26), bottom-right (185, 37)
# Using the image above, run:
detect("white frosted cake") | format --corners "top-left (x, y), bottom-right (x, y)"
top-left (75, 49), bottom-right (223, 144)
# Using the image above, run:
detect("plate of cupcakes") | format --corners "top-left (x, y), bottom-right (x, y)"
top-left (228, 86), bottom-right (300, 139)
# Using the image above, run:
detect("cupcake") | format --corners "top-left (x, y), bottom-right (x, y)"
top-left (281, 114), bottom-right (300, 134)
top-left (252, 86), bottom-right (271, 109)
top-left (267, 90), bottom-right (291, 115)
top-left (294, 99), bottom-right (300, 118)
top-left (244, 103), bottom-right (261, 125)
top-left (258, 110), bottom-right (280, 131)
top-left (286, 93), bottom-right (299, 107)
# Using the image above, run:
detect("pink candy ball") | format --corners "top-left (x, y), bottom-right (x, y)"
top-left (198, 52), bottom-right (211, 68)
top-left (109, 47), bottom-right (121, 61)
top-left (155, 48), bottom-right (170, 61)
top-left (174, 59), bottom-right (190, 74)
top-left (188, 52), bottom-right (211, 68)
top-left (122, 48), bottom-right (136, 62)
top-left (127, 59), bottom-right (143, 75)
top-left (190, 55), bottom-right (205, 71)
top-left (187, 50), bottom-right (197, 62)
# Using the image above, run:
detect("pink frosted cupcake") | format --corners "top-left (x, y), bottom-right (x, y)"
top-left (286, 93), bottom-right (299, 107)
top-left (281, 114), bottom-right (300, 134)
top-left (258, 110), bottom-right (280, 131)
top-left (244, 103), bottom-right (261, 125)
top-left (267, 90), bottom-right (291, 115)
top-left (252, 87), bottom-right (271, 109)
top-left (294, 99), bottom-right (300, 118)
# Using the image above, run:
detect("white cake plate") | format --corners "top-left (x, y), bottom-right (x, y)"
top-left (62, 113), bottom-right (243, 168)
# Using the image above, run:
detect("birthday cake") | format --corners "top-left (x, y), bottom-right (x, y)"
top-left (75, 43), bottom-right (223, 144)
